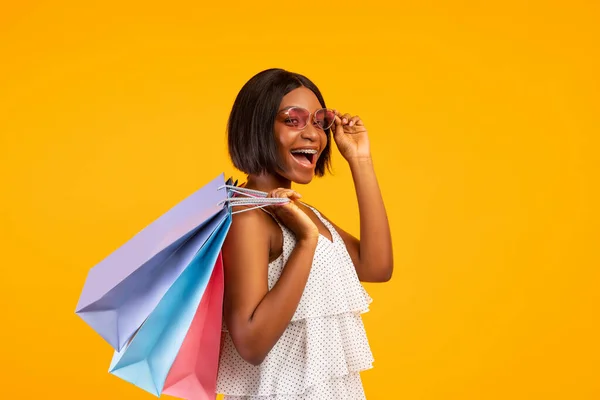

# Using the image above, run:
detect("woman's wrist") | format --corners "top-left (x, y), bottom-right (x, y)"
top-left (296, 235), bottom-right (319, 248)
top-left (348, 156), bottom-right (374, 172)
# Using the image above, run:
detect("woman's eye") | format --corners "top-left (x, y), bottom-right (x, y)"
top-left (285, 118), bottom-right (300, 126)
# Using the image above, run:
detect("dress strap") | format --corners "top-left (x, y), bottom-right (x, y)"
top-left (300, 203), bottom-right (330, 229)
top-left (259, 208), bottom-right (292, 237)
top-left (259, 207), bottom-right (278, 223)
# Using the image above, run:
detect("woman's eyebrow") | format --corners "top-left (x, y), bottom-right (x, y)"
top-left (277, 106), bottom-right (296, 113)
top-left (278, 105), bottom-right (321, 113)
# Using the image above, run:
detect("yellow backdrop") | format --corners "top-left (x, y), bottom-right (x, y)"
top-left (1, 0), bottom-right (598, 399)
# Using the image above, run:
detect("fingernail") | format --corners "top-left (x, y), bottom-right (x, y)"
top-left (349, 121), bottom-right (354, 126)
top-left (343, 118), bottom-right (347, 123)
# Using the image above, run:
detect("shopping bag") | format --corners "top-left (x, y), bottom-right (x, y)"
top-left (161, 252), bottom-right (224, 400)
top-left (108, 214), bottom-right (231, 396)
top-left (76, 174), bottom-right (230, 351)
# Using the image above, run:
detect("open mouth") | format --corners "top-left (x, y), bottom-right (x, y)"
top-left (290, 148), bottom-right (318, 167)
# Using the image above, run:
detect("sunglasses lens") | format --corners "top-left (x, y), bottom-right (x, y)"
top-left (315, 109), bottom-right (336, 130)
top-left (285, 107), bottom-right (310, 128)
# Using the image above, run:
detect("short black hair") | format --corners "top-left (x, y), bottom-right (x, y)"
top-left (227, 68), bottom-right (331, 177)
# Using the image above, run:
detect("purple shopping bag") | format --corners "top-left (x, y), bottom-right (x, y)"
top-left (75, 174), bottom-right (231, 351)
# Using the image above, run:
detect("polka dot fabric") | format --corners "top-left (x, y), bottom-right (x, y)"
top-left (217, 206), bottom-right (374, 399)
top-left (224, 373), bottom-right (366, 400)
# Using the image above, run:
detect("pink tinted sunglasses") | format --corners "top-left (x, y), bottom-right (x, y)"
top-left (279, 107), bottom-right (336, 131)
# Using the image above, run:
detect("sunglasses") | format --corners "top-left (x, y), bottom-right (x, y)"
top-left (278, 107), bottom-right (336, 131)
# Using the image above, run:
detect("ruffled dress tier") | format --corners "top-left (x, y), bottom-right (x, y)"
top-left (217, 207), bottom-right (373, 399)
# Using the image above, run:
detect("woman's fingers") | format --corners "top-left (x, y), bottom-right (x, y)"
top-left (334, 110), bottom-right (363, 127)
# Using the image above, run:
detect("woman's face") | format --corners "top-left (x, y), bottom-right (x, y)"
top-left (273, 87), bottom-right (328, 184)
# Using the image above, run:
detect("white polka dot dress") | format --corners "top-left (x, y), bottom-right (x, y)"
top-left (216, 206), bottom-right (374, 399)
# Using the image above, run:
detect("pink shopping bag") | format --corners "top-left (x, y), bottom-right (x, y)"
top-left (162, 252), bottom-right (224, 400)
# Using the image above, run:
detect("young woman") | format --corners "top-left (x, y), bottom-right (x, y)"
top-left (216, 68), bottom-right (393, 399)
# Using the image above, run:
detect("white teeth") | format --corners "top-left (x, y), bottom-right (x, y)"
top-left (291, 149), bottom-right (318, 154)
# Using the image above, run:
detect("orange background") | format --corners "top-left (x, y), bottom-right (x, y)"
top-left (1, 1), bottom-right (599, 399)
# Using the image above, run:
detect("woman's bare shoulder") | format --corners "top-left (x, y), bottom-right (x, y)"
top-left (226, 207), bottom-right (271, 243)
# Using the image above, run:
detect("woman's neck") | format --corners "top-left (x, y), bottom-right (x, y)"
top-left (244, 173), bottom-right (291, 193)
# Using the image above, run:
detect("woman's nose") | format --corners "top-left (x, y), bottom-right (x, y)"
top-left (300, 123), bottom-right (320, 141)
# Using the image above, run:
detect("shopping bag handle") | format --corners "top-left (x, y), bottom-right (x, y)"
top-left (217, 185), bottom-right (290, 215)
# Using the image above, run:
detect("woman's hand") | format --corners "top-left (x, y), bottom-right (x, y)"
top-left (266, 188), bottom-right (319, 241)
top-left (332, 111), bottom-right (372, 162)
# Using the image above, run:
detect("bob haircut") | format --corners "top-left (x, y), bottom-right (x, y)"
top-left (227, 68), bottom-right (331, 177)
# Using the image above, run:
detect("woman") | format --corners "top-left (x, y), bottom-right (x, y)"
top-left (217, 68), bottom-right (393, 399)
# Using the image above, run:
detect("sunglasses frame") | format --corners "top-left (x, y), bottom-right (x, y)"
top-left (278, 106), bottom-right (337, 131)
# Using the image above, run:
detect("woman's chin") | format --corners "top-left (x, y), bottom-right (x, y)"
top-left (287, 171), bottom-right (315, 185)
top-left (293, 177), bottom-right (314, 185)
